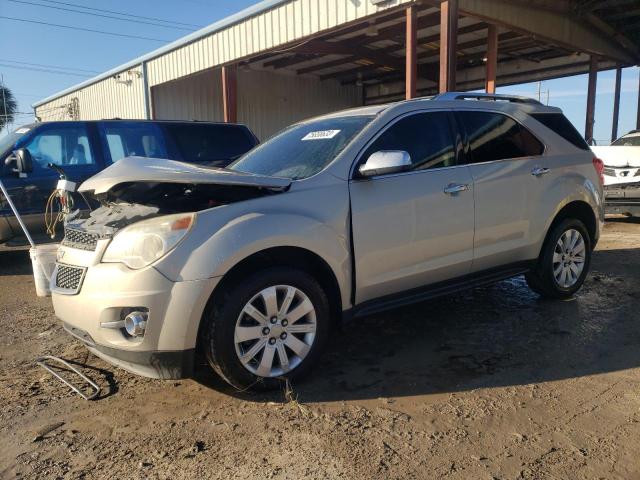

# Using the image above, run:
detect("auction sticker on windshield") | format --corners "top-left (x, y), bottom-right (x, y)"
top-left (302, 130), bottom-right (341, 141)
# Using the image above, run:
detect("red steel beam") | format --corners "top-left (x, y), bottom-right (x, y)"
top-left (485, 24), bottom-right (498, 93)
top-left (439, 0), bottom-right (459, 93)
top-left (222, 64), bottom-right (237, 123)
top-left (585, 56), bottom-right (598, 142)
top-left (406, 5), bottom-right (417, 99)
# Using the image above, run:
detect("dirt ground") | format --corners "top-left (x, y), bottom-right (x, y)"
top-left (1, 218), bottom-right (639, 480)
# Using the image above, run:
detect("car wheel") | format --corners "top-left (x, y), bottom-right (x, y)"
top-left (202, 267), bottom-right (330, 390)
top-left (525, 218), bottom-right (592, 299)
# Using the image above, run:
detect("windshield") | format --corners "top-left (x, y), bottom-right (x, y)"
top-left (612, 135), bottom-right (640, 146)
top-left (0, 129), bottom-right (28, 157)
top-left (228, 115), bottom-right (373, 179)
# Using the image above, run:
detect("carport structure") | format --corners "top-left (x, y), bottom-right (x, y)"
top-left (34, 0), bottom-right (640, 141)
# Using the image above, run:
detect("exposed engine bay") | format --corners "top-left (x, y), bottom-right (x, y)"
top-left (65, 181), bottom-right (279, 237)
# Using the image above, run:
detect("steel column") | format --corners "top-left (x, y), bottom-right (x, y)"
top-left (141, 61), bottom-right (151, 120)
top-left (485, 25), bottom-right (498, 94)
top-left (439, 0), bottom-right (459, 93)
top-left (611, 67), bottom-right (622, 142)
top-left (222, 64), bottom-right (237, 123)
top-left (637, 69), bottom-right (640, 130)
top-left (585, 56), bottom-right (598, 143)
top-left (406, 5), bottom-right (417, 99)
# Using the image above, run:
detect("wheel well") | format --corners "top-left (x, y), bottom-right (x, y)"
top-left (197, 247), bottom-right (343, 347)
top-left (547, 201), bottom-right (597, 248)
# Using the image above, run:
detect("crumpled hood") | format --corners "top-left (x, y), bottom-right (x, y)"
top-left (79, 156), bottom-right (291, 194)
top-left (592, 146), bottom-right (640, 167)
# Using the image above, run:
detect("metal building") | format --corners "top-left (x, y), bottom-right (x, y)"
top-left (33, 0), bottom-right (640, 141)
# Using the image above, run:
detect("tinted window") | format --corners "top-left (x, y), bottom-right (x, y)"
top-left (531, 113), bottom-right (589, 150)
top-left (362, 112), bottom-right (455, 171)
top-left (24, 124), bottom-right (95, 168)
top-left (165, 124), bottom-right (256, 167)
top-left (229, 116), bottom-right (373, 179)
top-left (99, 122), bottom-right (167, 163)
top-left (458, 111), bottom-right (544, 163)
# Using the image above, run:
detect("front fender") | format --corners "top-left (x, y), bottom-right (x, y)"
top-left (156, 208), bottom-right (352, 310)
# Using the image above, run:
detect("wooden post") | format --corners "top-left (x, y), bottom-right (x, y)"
top-left (585, 56), bottom-right (598, 143)
top-left (485, 25), bottom-right (498, 94)
top-left (222, 64), bottom-right (237, 123)
top-left (439, 0), bottom-right (458, 93)
top-left (405, 5), bottom-right (417, 100)
top-left (611, 66), bottom-right (622, 142)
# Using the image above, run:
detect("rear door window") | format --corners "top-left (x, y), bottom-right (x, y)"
top-left (457, 111), bottom-right (544, 163)
top-left (361, 111), bottom-right (456, 171)
top-left (164, 123), bottom-right (257, 167)
top-left (99, 122), bottom-right (167, 163)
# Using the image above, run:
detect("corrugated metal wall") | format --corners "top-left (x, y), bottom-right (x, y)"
top-left (152, 69), bottom-right (224, 123)
top-left (152, 68), bottom-right (361, 140)
top-left (35, 0), bottom-right (410, 120)
top-left (35, 66), bottom-right (146, 121)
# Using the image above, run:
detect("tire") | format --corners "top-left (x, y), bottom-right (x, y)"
top-left (525, 218), bottom-right (592, 299)
top-left (202, 267), bottom-right (331, 391)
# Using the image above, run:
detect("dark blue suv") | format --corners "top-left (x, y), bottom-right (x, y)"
top-left (0, 120), bottom-right (258, 243)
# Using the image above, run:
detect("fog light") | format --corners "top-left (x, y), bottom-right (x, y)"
top-left (124, 311), bottom-right (148, 337)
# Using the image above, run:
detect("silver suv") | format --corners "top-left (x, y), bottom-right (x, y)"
top-left (52, 93), bottom-right (605, 390)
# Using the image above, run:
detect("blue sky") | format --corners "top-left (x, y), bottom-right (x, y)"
top-left (1, 0), bottom-right (638, 144)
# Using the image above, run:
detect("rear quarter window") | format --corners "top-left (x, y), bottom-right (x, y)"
top-left (530, 113), bottom-right (590, 151)
top-left (457, 111), bottom-right (544, 163)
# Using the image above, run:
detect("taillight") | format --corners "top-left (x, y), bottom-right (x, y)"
top-left (592, 157), bottom-right (604, 185)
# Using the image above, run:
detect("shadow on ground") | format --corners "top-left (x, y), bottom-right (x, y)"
top-left (195, 246), bottom-right (640, 403)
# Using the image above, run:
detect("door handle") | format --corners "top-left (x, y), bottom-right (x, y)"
top-left (443, 183), bottom-right (469, 194)
top-left (531, 167), bottom-right (551, 177)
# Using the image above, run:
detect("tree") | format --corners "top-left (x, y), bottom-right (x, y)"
top-left (0, 84), bottom-right (18, 132)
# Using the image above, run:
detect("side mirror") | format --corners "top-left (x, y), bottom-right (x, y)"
top-left (5, 148), bottom-right (33, 176)
top-left (358, 150), bottom-right (412, 177)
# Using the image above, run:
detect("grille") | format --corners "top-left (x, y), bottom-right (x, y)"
top-left (55, 264), bottom-right (85, 292)
top-left (62, 227), bottom-right (99, 251)
top-left (603, 167), bottom-right (616, 177)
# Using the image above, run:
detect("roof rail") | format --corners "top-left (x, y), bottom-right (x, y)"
top-left (433, 92), bottom-right (543, 105)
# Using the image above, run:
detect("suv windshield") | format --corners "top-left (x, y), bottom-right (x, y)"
top-left (229, 115), bottom-right (373, 179)
top-left (0, 128), bottom-right (29, 158)
top-left (612, 134), bottom-right (640, 146)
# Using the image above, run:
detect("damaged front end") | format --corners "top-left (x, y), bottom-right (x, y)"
top-left (61, 156), bottom-right (291, 250)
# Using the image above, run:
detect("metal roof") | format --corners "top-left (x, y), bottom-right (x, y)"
top-left (32, 0), bottom-right (290, 107)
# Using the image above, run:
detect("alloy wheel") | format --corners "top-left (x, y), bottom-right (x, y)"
top-left (234, 285), bottom-right (317, 378)
top-left (552, 228), bottom-right (586, 288)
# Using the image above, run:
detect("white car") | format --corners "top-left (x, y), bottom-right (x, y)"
top-left (592, 130), bottom-right (640, 216)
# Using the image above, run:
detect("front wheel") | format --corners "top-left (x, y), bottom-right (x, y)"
top-left (525, 218), bottom-right (592, 299)
top-left (202, 267), bottom-right (330, 390)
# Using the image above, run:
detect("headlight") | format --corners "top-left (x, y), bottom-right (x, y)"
top-left (102, 213), bottom-right (195, 269)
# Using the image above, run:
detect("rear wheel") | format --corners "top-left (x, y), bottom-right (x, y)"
top-left (525, 218), bottom-right (592, 299)
top-left (202, 267), bottom-right (330, 390)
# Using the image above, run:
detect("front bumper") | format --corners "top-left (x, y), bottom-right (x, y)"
top-left (604, 183), bottom-right (640, 216)
top-left (52, 257), bottom-right (219, 379)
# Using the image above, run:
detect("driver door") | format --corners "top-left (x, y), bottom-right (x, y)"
top-left (349, 111), bottom-right (475, 305)
top-left (3, 122), bottom-right (101, 240)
